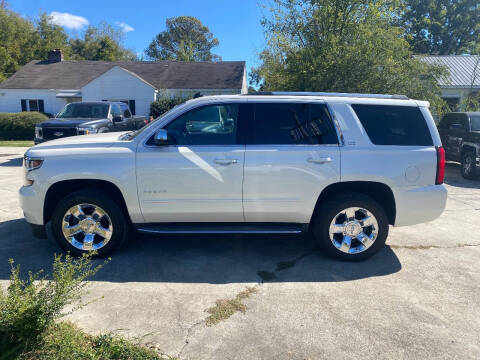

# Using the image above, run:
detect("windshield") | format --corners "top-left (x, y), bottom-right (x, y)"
top-left (57, 103), bottom-right (109, 119)
top-left (471, 115), bottom-right (480, 131)
top-left (126, 102), bottom-right (190, 140)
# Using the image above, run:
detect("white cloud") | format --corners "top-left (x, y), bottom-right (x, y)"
top-left (48, 11), bottom-right (89, 30)
top-left (115, 21), bottom-right (134, 33)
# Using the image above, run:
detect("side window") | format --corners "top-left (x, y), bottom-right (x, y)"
top-left (351, 104), bottom-right (433, 146)
top-left (164, 104), bottom-right (239, 145)
top-left (111, 104), bottom-right (122, 117)
top-left (251, 103), bottom-right (338, 145)
top-left (439, 115), bottom-right (452, 129)
top-left (121, 104), bottom-right (132, 118)
top-left (449, 114), bottom-right (467, 131)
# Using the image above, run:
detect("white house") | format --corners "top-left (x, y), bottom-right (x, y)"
top-left (418, 55), bottom-right (480, 111)
top-left (0, 50), bottom-right (248, 116)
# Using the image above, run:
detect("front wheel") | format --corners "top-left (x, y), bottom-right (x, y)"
top-left (461, 151), bottom-right (477, 180)
top-left (312, 192), bottom-right (389, 261)
top-left (51, 190), bottom-right (128, 256)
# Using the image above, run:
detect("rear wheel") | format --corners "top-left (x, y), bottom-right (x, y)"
top-left (312, 192), bottom-right (389, 261)
top-left (51, 190), bottom-right (128, 256)
top-left (461, 151), bottom-right (477, 179)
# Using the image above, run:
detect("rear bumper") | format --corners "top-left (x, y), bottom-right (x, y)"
top-left (394, 184), bottom-right (447, 227)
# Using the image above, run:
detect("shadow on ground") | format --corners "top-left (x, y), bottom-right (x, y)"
top-left (0, 218), bottom-right (401, 283)
top-left (0, 156), bottom-right (22, 167)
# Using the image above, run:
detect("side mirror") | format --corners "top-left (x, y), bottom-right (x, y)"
top-left (154, 129), bottom-right (169, 146)
top-left (112, 116), bottom-right (123, 122)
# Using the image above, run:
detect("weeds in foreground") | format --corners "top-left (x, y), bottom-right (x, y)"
top-left (205, 287), bottom-right (258, 326)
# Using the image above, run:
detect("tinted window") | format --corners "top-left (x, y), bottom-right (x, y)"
top-left (251, 103), bottom-right (338, 145)
top-left (57, 103), bottom-right (109, 119)
top-left (351, 104), bottom-right (433, 146)
top-left (439, 114), bottom-right (452, 129)
top-left (471, 115), bottom-right (480, 131)
top-left (164, 104), bottom-right (239, 145)
top-left (121, 104), bottom-right (132, 118)
top-left (111, 104), bottom-right (122, 117)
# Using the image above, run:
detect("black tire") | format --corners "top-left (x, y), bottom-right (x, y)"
top-left (51, 189), bottom-right (128, 257)
top-left (312, 192), bottom-right (389, 261)
top-left (461, 151), bottom-right (477, 180)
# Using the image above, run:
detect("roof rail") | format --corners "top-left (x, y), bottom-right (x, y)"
top-left (248, 91), bottom-right (409, 100)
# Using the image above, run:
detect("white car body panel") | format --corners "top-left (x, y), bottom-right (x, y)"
top-left (19, 94), bottom-right (447, 230)
top-left (243, 144), bottom-right (340, 223)
top-left (20, 132), bottom-right (142, 225)
top-left (135, 145), bottom-right (245, 222)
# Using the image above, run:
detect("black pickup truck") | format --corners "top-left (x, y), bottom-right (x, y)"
top-left (438, 112), bottom-right (480, 179)
top-left (34, 101), bottom-right (146, 144)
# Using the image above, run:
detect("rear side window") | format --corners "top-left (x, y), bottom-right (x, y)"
top-left (251, 103), bottom-right (338, 145)
top-left (351, 104), bottom-right (433, 146)
top-left (471, 115), bottom-right (480, 131)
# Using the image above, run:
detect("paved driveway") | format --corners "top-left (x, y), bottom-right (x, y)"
top-left (0, 147), bottom-right (479, 359)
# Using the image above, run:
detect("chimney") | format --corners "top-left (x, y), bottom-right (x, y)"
top-left (47, 49), bottom-right (63, 62)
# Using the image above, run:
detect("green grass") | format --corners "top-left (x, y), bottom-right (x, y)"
top-left (0, 140), bottom-right (34, 147)
top-left (205, 287), bottom-right (258, 326)
top-left (15, 322), bottom-right (177, 360)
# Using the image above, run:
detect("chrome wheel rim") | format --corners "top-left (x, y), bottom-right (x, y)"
top-left (62, 203), bottom-right (113, 251)
top-left (329, 207), bottom-right (379, 254)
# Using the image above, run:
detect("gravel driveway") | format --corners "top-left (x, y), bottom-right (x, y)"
top-left (0, 146), bottom-right (479, 359)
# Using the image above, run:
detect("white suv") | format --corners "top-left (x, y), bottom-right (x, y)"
top-left (19, 93), bottom-right (447, 261)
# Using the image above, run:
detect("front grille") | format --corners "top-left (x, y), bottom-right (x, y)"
top-left (42, 128), bottom-right (78, 140)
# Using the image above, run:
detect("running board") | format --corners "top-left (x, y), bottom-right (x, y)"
top-left (135, 223), bottom-right (306, 235)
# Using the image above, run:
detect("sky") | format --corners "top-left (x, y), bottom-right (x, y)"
top-left (9, 0), bottom-right (267, 74)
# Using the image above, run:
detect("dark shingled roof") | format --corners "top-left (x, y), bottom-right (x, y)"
top-left (0, 60), bottom-right (246, 90)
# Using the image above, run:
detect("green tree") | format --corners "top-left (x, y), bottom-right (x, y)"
top-left (398, 0), bottom-right (479, 55)
top-left (33, 13), bottom-right (70, 60)
top-left (0, 8), bottom-right (38, 82)
top-left (145, 16), bottom-right (220, 61)
top-left (69, 22), bottom-right (136, 61)
top-left (252, 0), bottom-right (448, 114)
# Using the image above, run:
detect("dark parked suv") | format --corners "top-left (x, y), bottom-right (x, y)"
top-left (438, 112), bottom-right (480, 179)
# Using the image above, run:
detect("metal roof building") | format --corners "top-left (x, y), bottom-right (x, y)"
top-left (418, 55), bottom-right (480, 110)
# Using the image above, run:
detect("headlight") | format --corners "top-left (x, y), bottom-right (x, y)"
top-left (35, 126), bottom-right (43, 139)
top-left (24, 156), bottom-right (43, 171)
top-left (77, 127), bottom-right (98, 135)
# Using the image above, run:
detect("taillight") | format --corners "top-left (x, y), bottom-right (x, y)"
top-left (436, 146), bottom-right (445, 185)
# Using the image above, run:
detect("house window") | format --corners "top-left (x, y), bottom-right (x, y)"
top-left (21, 99), bottom-right (45, 112)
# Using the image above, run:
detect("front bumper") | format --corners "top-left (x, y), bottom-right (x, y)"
top-left (19, 184), bottom-right (45, 225)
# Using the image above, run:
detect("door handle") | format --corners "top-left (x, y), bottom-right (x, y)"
top-left (307, 157), bottom-right (332, 164)
top-left (214, 158), bottom-right (238, 165)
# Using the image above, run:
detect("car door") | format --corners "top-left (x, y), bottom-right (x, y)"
top-left (447, 114), bottom-right (468, 160)
top-left (438, 114), bottom-right (451, 155)
top-left (243, 101), bottom-right (341, 224)
top-left (136, 102), bottom-right (246, 222)
top-left (111, 104), bottom-right (128, 131)
top-left (120, 104), bottom-right (134, 130)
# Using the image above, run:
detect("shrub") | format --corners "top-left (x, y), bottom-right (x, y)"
top-left (25, 322), bottom-right (173, 360)
top-left (150, 92), bottom-right (190, 118)
top-left (0, 112), bottom-right (49, 140)
top-left (0, 253), bottom-right (107, 356)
